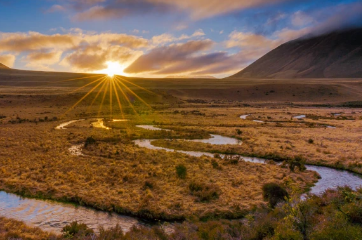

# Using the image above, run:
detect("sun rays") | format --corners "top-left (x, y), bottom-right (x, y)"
top-left (59, 72), bottom-right (156, 119)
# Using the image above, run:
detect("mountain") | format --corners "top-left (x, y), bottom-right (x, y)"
top-left (230, 28), bottom-right (362, 79)
top-left (0, 63), bottom-right (10, 69)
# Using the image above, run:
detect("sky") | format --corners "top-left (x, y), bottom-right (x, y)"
top-left (0, 0), bottom-right (361, 78)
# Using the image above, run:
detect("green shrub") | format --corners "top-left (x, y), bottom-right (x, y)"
top-left (287, 155), bottom-right (306, 172)
top-left (344, 202), bottom-right (362, 224)
top-left (176, 164), bottom-right (187, 179)
top-left (62, 221), bottom-right (94, 238)
top-left (262, 183), bottom-right (289, 208)
top-left (211, 159), bottom-right (222, 169)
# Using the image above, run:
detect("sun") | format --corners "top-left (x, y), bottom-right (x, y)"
top-left (97, 61), bottom-right (126, 77)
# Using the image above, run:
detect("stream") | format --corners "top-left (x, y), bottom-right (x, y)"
top-left (0, 192), bottom-right (162, 234)
top-left (1, 121), bottom-right (361, 234)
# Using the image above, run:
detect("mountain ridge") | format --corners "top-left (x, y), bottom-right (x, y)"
top-left (230, 28), bottom-right (362, 79)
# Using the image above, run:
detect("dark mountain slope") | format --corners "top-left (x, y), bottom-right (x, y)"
top-left (230, 28), bottom-right (362, 79)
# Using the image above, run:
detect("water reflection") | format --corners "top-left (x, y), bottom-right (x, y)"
top-left (0, 192), bottom-right (165, 234)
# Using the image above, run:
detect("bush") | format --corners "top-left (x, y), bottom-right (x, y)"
top-left (287, 155), bottom-right (306, 172)
top-left (143, 180), bottom-right (154, 190)
top-left (344, 202), bottom-right (362, 224)
top-left (84, 136), bottom-right (96, 147)
top-left (62, 221), bottom-right (94, 238)
top-left (98, 225), bottom-right (123, 239)
top-left (262, 183), bottom-right (289, 208)
top-left (211, 159), bottom-right (222, 169)
top-left (189, 181), bottom-right (221, 202)
top-left (308, 139), bottom-right (314, 144)
top-left (176, 164), bottom-right (187, 179)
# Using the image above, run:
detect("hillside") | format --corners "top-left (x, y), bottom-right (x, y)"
top-left (231, 28), bottom-right (362, 79)
top-left (0, 63), bottom-right (9, 69)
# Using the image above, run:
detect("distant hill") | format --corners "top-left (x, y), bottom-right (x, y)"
top-left (0, 63), bottom-right (10, 69)
top-left (165, 75), bottom-right (217, 79)
top-left (230, 28), bottom-right (362, 79)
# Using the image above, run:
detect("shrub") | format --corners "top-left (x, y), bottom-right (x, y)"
top-left (211, 159), bottom-right (222, 169)
top-left (98, 225), bottom-right (123, 239)
top-left (62, 221), bottom-right (94, 238)
top-left (189, 181), bottom-right (221, 202)
top-left (287, 155), bottom-right (306, 172)
top-left (262, 183), bottom-right (289, 208)
top-left (308, 139), bottom-right (314, 144)
top-left (176, 164), bottom-right (187, 179)
top-left (84, 136), bottom-right (96, 147)
top-left (345, 202), bottom-right (362, 224)
top-left (143, 180), bottom-right (154, 190)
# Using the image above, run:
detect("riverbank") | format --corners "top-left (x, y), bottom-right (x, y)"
top-left (151, 137), bottom-right (362, 177)
top-left (0, 122), bottom-right (317, 227)
top-left (3, 186), bottom-right (362, 240)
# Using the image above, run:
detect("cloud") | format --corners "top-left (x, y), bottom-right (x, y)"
top-left (0, 54), bottom-right (16, 68)
top-left (24, 51), bottom-right (62, 68)
top-left (73, 5), bottom-right (128, 21)
top-left (22, 51), bottom-right (63, 71)
top-left (0, 30), bottom-right (148, 72)
top-left (125, 39), bottom-right (214, 74)
top-left (175, 23), bottom-right (188, 31)
top-left (62, 45), bottom-right (142, 72)
top-left (56, 0), bottom-right (290, 21)
top-left (150, 0), bottom-right (288, 20)
top-left (0, 31), bottom-right (148, 52)
top-left (151, 29), bottom-right (205, 45)
top-left (0, 32), bottom-right (76, 52)
top-left (70, 0), bottom-right (172, 21)
top-left (46, 5), bottom-right (66, 13)
top-left (291, 11), bottom-right (314, 27)
top-left (226, 31), bottom-right (279, 49)
top-left (151, 34), bottom-right (175, 45)
top-left (310, 2), bottom-right (362, 35)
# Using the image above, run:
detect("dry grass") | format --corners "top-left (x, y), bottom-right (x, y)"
top-left (144, 107), bottom-right (362, 174)
top-left (0, 217), bottom-right (56, 239)
top-left (0, 120), bottom-right (316, 221)
top-left (1, 74), bottom-right (361, 235)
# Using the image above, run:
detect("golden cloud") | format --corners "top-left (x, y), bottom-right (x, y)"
top-left (125, 39), bottom-right (214, 73)
top-left (0, 54), bottom-right (16, 68)
top-left (63, 0), bottom-right (288, 21)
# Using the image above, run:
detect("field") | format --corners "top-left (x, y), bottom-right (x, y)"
top-left (1, 68), bottom-right (362, 237)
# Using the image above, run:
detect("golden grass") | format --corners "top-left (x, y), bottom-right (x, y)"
top-left (0, 89), bottom-right (360, 222)
top-left (142, 107), bottom-right (362, 174)
top-left (0, 217), bottom-right (56, 239)
top-left (0, 120), bottom-right (316, 221)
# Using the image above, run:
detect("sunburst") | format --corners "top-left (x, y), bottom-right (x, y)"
top-left (58, 65), bottom-right (156, 120)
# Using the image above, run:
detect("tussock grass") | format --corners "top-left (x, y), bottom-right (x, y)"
top-left (0, 121), bottom-right (316, 221)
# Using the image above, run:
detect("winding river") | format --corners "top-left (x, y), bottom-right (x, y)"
top-left (1, 120), bottom-right (361, 234)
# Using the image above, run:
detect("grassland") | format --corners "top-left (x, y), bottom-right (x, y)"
top-left (0, 217), bottom-right (56, 239)
top-left (0, 120), bottom-right (317, 221)
top-left (2, 187), bottom-right (362, 240)
top-left (1, 69), bottom-right (362, 237)
top-left (147, 107), bottom-right (362, 174)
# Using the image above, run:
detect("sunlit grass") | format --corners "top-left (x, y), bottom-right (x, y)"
top-left (57, 72), bottom-right (156, 118)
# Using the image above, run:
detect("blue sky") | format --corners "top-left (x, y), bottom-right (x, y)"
top-left (0, 0), bottom-right (361, 78)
